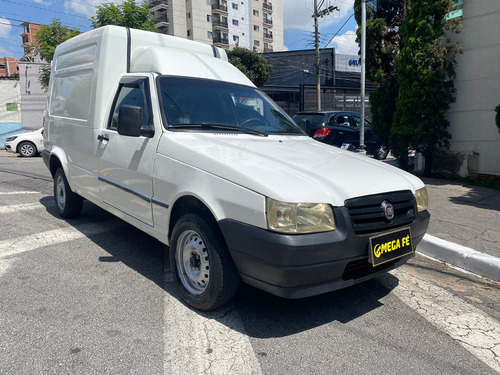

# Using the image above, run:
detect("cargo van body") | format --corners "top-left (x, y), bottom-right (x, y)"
top-left (43, 26), bottom-right (430, 310)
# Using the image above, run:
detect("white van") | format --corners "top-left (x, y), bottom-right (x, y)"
top-left (43, 26), bottom-right (430, 311)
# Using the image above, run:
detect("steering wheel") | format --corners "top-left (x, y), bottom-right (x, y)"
top-left (239, 117), bottom-right (266, 128)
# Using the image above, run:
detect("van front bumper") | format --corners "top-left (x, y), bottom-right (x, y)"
top-left (219, 209), bottom-right (430, 299)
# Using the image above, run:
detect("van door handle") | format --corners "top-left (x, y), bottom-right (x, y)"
top-left (97, 134), bottom-right (109, 142)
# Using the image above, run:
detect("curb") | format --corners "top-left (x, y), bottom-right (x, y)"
top-left (417, 234), bottom-right (500, 282)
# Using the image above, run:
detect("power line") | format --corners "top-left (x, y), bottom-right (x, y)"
top-left (0, 0), bottom-right (89, 19)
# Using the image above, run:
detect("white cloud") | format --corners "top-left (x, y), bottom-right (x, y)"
top-left (64, 0), bottom-right (124, 18)
top-left (0, 46), bottom-right (11, 55)
top-left (331, 30), bottom-right (358, 55)
top-left (284, 0), bottom-right (354, 31)
top-left (0, 17), bottom-right (12, 39)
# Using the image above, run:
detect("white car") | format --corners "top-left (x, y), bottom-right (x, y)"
top-left (5, 128), bottom-right (44, 157)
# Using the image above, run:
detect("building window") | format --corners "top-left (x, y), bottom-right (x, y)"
top-left (253, 25), bottom-right (259, 31)
top-left (187, 29), bottom-right (191, 37)
top-left (233, 35), bottom-right (239, 42)
top-left (254, 40), bottom-right (260, 46)
top-left (232, 19), bottom-right (239, 26)
top-left (207, 15), bottom-right (212, 22)
top-left (208, 31), bottom-right (213, 39)
top-left (253, 9), bottom-right (259, 16)
top-left (187, 12), bottom-right (191, 19)
top-left (232, 2), bottom-right (238, 9)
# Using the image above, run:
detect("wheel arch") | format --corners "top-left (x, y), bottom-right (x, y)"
top-left (17, 140), bottom-right (36, 155)
top-left (47, 146), bottom-right (70, 178)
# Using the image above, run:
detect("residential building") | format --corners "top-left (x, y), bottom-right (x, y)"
top-left (20, 22), bottom-right (41, 61)
top-left (0, 57), bottom-right (19, 77)
top-left (149, 0), bottom-right (284, 52)
top-left (441, 0), bottom-right (500, 177)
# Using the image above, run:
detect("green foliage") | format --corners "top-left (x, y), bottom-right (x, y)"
top-left (90, 0), bottom-right (156, 31)
top-left (227, 47), bottom-right (273, 87)
top-left (35, 18), bottom-right (80, 88)
top-left (496, 104), bottom-right (500, 132)
top-left (392, 0), bottom-right (461, 174)
top-left (354, 0), bottom-right (406, 146)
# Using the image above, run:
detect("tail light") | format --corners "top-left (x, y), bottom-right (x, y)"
top-left (313, 128), bottom-right (331, 140)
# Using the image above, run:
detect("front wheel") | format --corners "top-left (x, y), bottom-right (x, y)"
top-left (18, 141), bottom-right (36, 157)
top-left (374, 144), bottom-right (389, 160)
top-left (54, 168), bottom-right (83, 218)
top-left (170, 213), bottom-right (240, 311)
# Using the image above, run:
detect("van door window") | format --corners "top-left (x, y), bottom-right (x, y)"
top-left (108, 81), bottom-right (151, 130)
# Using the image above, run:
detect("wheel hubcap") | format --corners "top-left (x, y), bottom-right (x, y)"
top-left (56, 175), bottom-right (66, 211)
top-left (20, 144), bottom-right (34, 156)
top-left (176, 230), bottom-right (210, 295)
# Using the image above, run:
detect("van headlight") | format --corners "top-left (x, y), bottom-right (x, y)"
top-left (266, 198), bottom-right (336, 234)
top-left (414, 187), bottom-right (428, 212)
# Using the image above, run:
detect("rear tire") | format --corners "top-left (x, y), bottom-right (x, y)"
top-left (170, 213), bottom-right (240, 311)
top-left (54, 168), bottom-right (83, 218)
top-left (18, 141), bottom-right (36, 157)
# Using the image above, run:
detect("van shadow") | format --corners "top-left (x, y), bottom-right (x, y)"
top-left (40, 197), bottom-right (398, 339)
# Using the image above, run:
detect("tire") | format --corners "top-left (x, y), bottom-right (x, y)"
top-left (374, 144), bottom-right (389, 160)
top-left (170, 213), bottom-right (240, 311)
top-left (54, 168), bottom-right (83, 218)
top-left (17, 141), bottom-right (37, 157)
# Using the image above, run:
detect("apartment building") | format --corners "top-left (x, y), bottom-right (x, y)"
top-left (149, 0), bottom-right (284, 52)
top-left (20, 22), bottom-right (41, 61)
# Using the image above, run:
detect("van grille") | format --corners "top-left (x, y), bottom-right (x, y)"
top-left (345, 190), bottom-right (416, 235)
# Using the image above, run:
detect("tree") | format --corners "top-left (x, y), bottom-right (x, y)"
top-left (35, 19), bottom-right (80, 88)
top-left (354, 0), bottom-right (406, 148)
top-left (90, 0), bottom-right (156, 31)
top-left (392, 0), bottom-right (461, 174)
top-left (227, 47), bottom-right (273, 87)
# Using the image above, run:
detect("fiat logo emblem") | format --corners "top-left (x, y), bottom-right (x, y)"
top-left (381, 200), bottom-right (395, 220)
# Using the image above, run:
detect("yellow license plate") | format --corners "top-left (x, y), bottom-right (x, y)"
top-left (369, 228), bottom-right (414, 267)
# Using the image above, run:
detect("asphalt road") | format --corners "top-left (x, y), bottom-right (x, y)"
top-left (1, 155), bottom-right (499, 375)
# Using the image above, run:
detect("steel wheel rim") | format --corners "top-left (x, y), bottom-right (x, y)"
top-left (378, 146), bottom-right (388, 159)
top-left (20, 144), bottom-right (34, 156)
top-left (176, 229), bottom-right (210, 295)
top-left (55, 174), bottom-right (66, 211)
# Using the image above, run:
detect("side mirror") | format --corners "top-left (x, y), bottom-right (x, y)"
top-left (117, 105), bottom-right (143, 137)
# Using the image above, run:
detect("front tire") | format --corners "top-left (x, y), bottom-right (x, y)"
top-left (54, 168), bottom-right (83, 218)
top-left (170, 213), bottom-right (240, 311)
top-left (18, 141), bottom-right (36, 157)
top-left (374, 144), bottom-right (389, 160)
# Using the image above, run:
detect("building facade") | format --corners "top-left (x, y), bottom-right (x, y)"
top-left (20, 22), bottom-right (41, 61)
top-left (0, 57), bottom-right (20, 77)
top-left (442, 0), bottom-right (500, 177)
top-left (149, 0), bottom-right (284, 52)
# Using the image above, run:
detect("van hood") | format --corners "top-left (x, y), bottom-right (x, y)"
top-left (162, 133), bottom-right (424, 206)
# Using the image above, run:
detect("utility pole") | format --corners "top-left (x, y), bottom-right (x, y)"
top-left (313, 3), bottom-right (339, 111)
top-left (358, 0), bottom-right (367, 154)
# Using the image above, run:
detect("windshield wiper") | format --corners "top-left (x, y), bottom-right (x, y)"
top-left (169, 123), bottom-right (268, 137)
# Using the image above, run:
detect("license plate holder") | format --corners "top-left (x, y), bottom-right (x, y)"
top-left (369, 228), bottom-right (413, 267)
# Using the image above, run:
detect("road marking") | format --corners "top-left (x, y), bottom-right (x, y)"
top-left (390, 269), bottom-right (500, 373)
top-left (0, 191), bottom-right (41, 195)
top-left (0, 202), bottom-right (48, 215)
top-left (0, 221), bottom-right (126, 276)
top-left (163, 265), bottom-right (262, 375)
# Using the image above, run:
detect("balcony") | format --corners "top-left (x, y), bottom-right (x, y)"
top-left (150, 0), bottom-right (168, 12)
top-left (264, 45), bottom-right (273, 53)
top-left (263, 2), bottom-right (272, 11)
top-left (263, 32), bottom-right (273, 40)
top-left (213, 36), bottom-right (229, 46)
top-left (212, 20), bottom-right (229, 30)
top-left (263, 18), bottom-right (273, 26)
top-left (212, 3), bottom-right (228, 14)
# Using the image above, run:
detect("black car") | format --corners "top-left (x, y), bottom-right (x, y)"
top-left (293, 111), bottom-right (389, 160)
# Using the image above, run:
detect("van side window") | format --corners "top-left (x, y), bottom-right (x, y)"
top-left (108, 84), bottom-right (149, 129)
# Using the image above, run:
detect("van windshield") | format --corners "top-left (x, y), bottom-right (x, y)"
top-left (158, 76), bottom-right (304, 135)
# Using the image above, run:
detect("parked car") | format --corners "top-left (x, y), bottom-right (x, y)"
top-left (5, 128), bottom-right (44, 157)
top-left (293, 111), bottom-right (389, 160)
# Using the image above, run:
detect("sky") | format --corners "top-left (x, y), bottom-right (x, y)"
top-left (0, 0), bottom-right (359, 59)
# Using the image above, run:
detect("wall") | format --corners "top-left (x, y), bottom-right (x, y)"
top-left (444, 0), bottom-right (500, 177)
top-left (0, 79), bottom-right (22, 148)
top-left (18, 62), bottom-right (48, 132)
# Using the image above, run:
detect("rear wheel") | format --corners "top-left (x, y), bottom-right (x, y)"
top-left (18, 141), bottom-right (36, 157)
top-left (170, 213), bottom-right (240, 311)
top-left (54, 168), bottom-right (83, 218)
